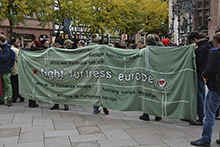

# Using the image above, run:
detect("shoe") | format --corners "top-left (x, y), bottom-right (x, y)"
top-left (64, 105), bottom-right (69, 111)
top-left (189, 120), bottom-right (203, 126)
top-left (190, 140), bottom-right (210, 146)
top-left (103, 107), bottom-right (109, 115)
top-left (93, 110), bottom-right (100, 114)
top-left (28, 100), bottom-right (39, 108)
top-left (0, 100), bottom-right (4, 105)
top-left (216, 139), bottom-right (220, 144)
top-left (155, 116), bottom-right (162, 121)
top-left (12, 100), bottom-right (17, 103)
top-left (139, 113), bottom-right (149, 121)
top-left (7, 100), bottom-right (12, 107)
top-left (20, 98), bottom-right (24, 102)
top-left (50, 104), bottom-right (59, 110)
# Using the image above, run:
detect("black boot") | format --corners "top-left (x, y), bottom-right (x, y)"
top-left (28, 100), bottom-right (38, 108)
top-left (64, 105), bottom-right (69, 111)
top-left (139, 113), bottom-right (149, 121)
top-left (50, 104), bottom-right (59, 110)
top-left (20, 97), bottom-right (24, 102)
top-left (155, 116), bottom-right (162, 121)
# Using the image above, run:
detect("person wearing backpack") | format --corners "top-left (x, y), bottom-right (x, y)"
top-left (10, 38), bottom-right (24, 103)
top-left (0, 34), bottom-right (13, 106)
top-left (191, 32), bottom-right (220, 146)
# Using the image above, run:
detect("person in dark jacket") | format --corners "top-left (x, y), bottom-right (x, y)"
top-left (190, 32), bottom-right (220, 147)
top-left (188, 31), bottom-right (210, 125)
top-left (139, 34), bottom-right (162, 121)
top-left (0, 34), bottom-right (13, 106)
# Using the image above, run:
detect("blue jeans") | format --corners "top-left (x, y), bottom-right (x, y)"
top-left (197, 79), bottom-right (205, 122)
top-left (93, 106), bottom-right (100, 114)
top-left (200, 90), bottom-right (220, 143)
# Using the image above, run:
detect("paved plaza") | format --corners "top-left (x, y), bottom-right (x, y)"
top-left (0, 100), bottom-right (220, 147)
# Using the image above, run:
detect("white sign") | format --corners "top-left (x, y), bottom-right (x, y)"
top-left (121, 34), bottom-right (127, 40)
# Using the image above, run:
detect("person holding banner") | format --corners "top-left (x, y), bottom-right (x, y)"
top-left (191, 32), bottom-right (220, 147)
top-left (89, 33), bottom-right (109, 115)
top-left (139, 34), bottom-right (162, 121)
top-left (188, 31), bottom-right (210, 126)
top-left (50, 37), bottom-right (69, 111)
top-left (0, 34), bottom-right (13, 106)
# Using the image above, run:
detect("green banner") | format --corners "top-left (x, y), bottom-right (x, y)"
top-left (18, 44), bottom-right (197, 120)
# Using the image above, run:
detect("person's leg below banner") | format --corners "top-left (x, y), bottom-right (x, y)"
top-left (93, 106), bottom-right (100, 114)
top-left (0, 71), bottom-right (3, 104)
top-left (0, 73), bottom-right (12, 106)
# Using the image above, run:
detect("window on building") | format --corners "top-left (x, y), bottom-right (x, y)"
top-left (196, 0), bottom-right (210, 30)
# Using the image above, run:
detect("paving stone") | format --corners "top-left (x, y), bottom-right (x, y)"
top-left (128, 145), bottom-right (169, 147)
top-left (0, 127), bottom-right (20, 138)
top-left (99, 115), bottom-right (125, 124)
top-left (69, 133), bottom-right (107, 142)
top-left (78, 112), bottom-right (102, 121)
top-left (53, 117), bottom-right (81, 123)
top-left (44, 129), bottom-right (79, 137)
top-left (33, 118), bottom-right (53, 126)
top-left (74, 120), bottom-right (106, 127)
top-left (24, 108), bottom-right (42, 116)
top-left (97, 138), bottom-right (138, 147)
top-left (18, 131), bottom-right (43, 143)
top-left (77, 126), bottom-right (102, 135)
top-left (124, 128), bottom-right (163, 145)
top-left (0, 136), bottom-right (18, 145)
top-left (59, 111), bottom-right (82, 121)
top-left (161, 138), bottom-right (193, 147)
top-left (4, 142), bottom-right (44, 147)
top-left (72, 141), bottom-right (100, 147)
top-left (45, 136), bottom-right (72, 147)
top-left (153, 130), bottom-right (192, 140)
top-left (102, 129), bottom-right (132, 140)
top-left (98, 123), bottom-right (131, 131)
top-left (0, 113), bottom-right (14, 120)
top-left (12, 113), bottom-right (32, 123)
top-left (54, 122), bottom-right (76, 130)
top-left (59, 111), bottom-right (79, 118)
top-left (0, 123), bottom-right (31, 129)
top-left (21, 125), bottom-right (54, 133)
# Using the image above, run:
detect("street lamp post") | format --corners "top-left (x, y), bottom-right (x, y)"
top-left (161, 21), bottom-right (165, 39)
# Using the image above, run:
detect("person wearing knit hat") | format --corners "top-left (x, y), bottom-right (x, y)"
top-left (146, 34), bottom-right (156, 45)
top-left (140, 34), bottom-right (162, 121)
top-left (161, 39), bottom-right (170, 46)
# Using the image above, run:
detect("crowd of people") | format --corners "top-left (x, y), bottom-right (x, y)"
top-left (0, 29), bottom-right (220, 146)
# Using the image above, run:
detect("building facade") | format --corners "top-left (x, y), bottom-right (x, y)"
top-left (169, 0), bottom-right (220, 44)
top-left (0, 18), bottom-right (53, 48)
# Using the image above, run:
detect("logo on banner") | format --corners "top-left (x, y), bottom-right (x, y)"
top-left (157, 78), bottom-right (167, 88)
